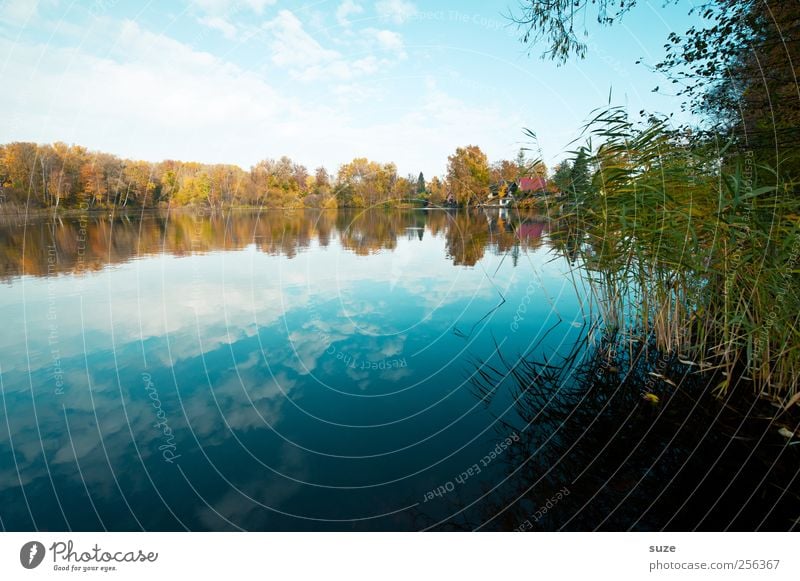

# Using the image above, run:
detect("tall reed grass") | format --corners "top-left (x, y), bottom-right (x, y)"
top-left (551, 107), bottom-right (800, 402)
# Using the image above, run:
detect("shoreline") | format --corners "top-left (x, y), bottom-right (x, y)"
top-left (0, 203), bottom-right (545, 218)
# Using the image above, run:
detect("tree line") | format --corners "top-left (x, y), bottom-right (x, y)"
top-left (0, 141), bottom-right (550, 211)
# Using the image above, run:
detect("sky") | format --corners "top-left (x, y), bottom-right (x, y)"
top-left (0, 0), bottom-right (697, 177)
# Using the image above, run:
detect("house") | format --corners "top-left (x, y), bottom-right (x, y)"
top-left (518, 176), bottom-right (548, 194)
top-left (484, 192), bottom-right (515, 207)
top-left (496, 194), bottom-right (515, 207)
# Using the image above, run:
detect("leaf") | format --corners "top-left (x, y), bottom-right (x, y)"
top-left (783, 392), bottom-right (800, 411)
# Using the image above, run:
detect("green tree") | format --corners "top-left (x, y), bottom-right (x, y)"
top-left (512, 0), bottom-right (799, 176)
top-left (570, 149), bottom-right (590, 195)
top-left (551, 161), bottom-right (573, 193)
top-left (552, 149), bottom-right (591, 201)
top-left (516, 148), bottom-right (527, 177)
top-left (657, 1), bottom-right (800, 173)
top-left (513, 0), bottom-right (638, 63)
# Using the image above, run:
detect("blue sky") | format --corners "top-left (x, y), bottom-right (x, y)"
top-left (0, 0), bottom-right (697, 177)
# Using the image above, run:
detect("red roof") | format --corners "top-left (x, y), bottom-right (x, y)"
top-left (519, 177), bottom-right (547, 192)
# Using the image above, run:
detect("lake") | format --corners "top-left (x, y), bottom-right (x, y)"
top-left (0, 209), bottom-right (795, 531)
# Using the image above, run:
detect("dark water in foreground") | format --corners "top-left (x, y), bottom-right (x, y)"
top-left (0, 209), bottom-right (796, 531)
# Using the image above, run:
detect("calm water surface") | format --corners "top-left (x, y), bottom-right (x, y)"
top-left (0, 209), bottom-right (588, 530)
top-left (1, 209), bottom-right (796, 531)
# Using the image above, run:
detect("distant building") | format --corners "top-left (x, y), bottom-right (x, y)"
top-left (496, 194), bottom-right (514, 207)
top-left (484, 176), bottom-right (549, 206)
top-left (484, 191), bottom-right (515, 207)
top-left (518, 176), bottom-right (547, 193)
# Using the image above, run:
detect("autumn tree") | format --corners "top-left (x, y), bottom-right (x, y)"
top-left (83, 153), bottom-right (124, 207)
top-left (1, 142), bottom-right (40, 205)
top-left (47, 143), bottom-right (87, 208)
top-left (173, 170), bottom-right (210, 206)
top-left (248, 157), bottom-right (306, 207)
top-left (313, 167), bottom-right (332, 196)
top-left (335, 158), bottom-right (397, 207)
top-left (120, 160), bottom-right (157, 207)
top-left (391, 175), bottom-right (413, 202)
top-left (291, 162), bottom-right (309, 193)
top-left (490, 159), bottom-right (519, 184)
top-left (427, 176), bottom-right (446, 206)
top-left (206, 164), bottom-right (244, 209)
top-left (446, 145), bottom-right (490, 206)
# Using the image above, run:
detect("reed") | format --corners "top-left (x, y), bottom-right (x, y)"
top-left (551, 107), bottom-right (800, 401)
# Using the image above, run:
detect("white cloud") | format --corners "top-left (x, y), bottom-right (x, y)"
top-left (109, 20), bottom-right (284, 125)
top-left (199, 15), bottom-right (238, 39)
top-left (335, 0), bottom-right (363, 27)
top-left (194, 0), bottom-right (277, 38)
top-left (264, 10), bottom-right (396, 82)
top-left (0, 0), bottom-right (39, 24)
top-left (331, 82), bottom-right (385, 105)
top-left (193, 0), bottom-right (276, 15)
top-left (264, 9), bottom-right (340, 69)
top-left (0, 19), bottom-right (300, 178)
top-left (366, 28), bottom-right (406, 58)
top-left (299, 55), bottom-right (386, 82)
top-left (375, 0), bottom-right (417, 24)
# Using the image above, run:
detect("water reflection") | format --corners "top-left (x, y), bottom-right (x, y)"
top-left (0, 209), bottom-right (550, 279)
top-left (0, 208), bottom-right (574, 531)
top-left (0, 209), bottom-right (794, 531)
